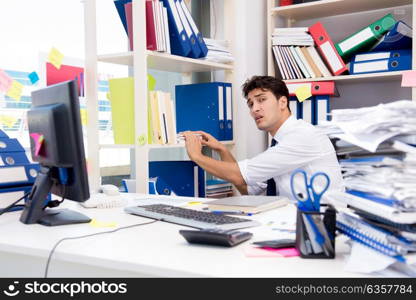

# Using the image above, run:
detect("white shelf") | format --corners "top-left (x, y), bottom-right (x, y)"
top-left (99, 141), bottom-right (235, 150)
top-left (98, 51), bottom-right (234, 73)
top-left (271, 0), bottom-right (412, 20)
top-left (283, 71), bottom-right (406, 83)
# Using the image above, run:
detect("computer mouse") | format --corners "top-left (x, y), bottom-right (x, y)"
top-left (100, 184), bottom-right (120, 196)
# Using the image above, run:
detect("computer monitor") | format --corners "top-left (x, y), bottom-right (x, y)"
top-left (20, 80), bottom-right (91, 226)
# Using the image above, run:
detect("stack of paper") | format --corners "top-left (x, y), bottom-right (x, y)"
top-left (201, 38), bottom-right (234, 64)
top-left (205, 179), bottom-right (233, 198)
top-left (272, 27), bottom-right (314, 46)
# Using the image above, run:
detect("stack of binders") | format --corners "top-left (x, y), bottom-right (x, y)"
top-left (175, 82), bottom-right (233, 141)
top-left (0, 130), bottom-right (41, 212)
top-left (286, 81), bottom-right (335, 125)
top-left (205, 179), bottom-right (233, 198)
top-left (116, 0), bottom-right (208, 58)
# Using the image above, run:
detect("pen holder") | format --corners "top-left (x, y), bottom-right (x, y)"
top-left (295, 204), bottom-right (336, 259)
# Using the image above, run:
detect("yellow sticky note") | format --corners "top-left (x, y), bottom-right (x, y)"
top-left (80, 108), bottom-right (88, 126)
top-left (188, 201), bottom-right (202, 206)
top-left (106, 92), bottom-right (111, 100)
top-left (6, 80), bottom-right (24, 101)
top-left (294, 85), bottom-right (312, 102)
top-left (137, 134), bottom-right (146, 145)
top-left (0, 115), bottom-right (18, 128)
top-left (89, 219), bottom-right (117, 228)
top-left (48, 47), bottom-right (64, 69)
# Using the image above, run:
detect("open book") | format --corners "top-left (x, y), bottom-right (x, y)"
top-left (206, 196), bottom-right (289, 214)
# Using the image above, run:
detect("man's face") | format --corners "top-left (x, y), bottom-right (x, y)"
top-left (246, 88), bottom-right (286, 132)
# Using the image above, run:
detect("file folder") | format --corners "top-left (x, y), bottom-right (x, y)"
top-left (224, 83), bottom-right (233, 141)
top-left (352, 49), bottom-right (411, 63)
top-left (177, 0), bottom-right (208, 57)
top-left (0, 163), bottom-right (39, 188)
top-left (148, 177), bottom-right (174, 195)
top-left (286, 81), bottom-right (335, 96)
top-left (301, 99), bottom-right (313, 124)
top-left (314, 95), bottom-right (330, 125)
top-left (350, 50), bottom-right (411, 75)
top-left (149, 161), bottom-right (205, 197)
top-left (174, 0), bottom-right (201, 58)
top-left (371, 21), bottom-right (412, 52)
top-left (289, 97), bottom-right (300, 119)
top-left (176, 82), bottom-right (228, 141)
top-left (162, 0), bottom-right (191, 57)
top-left (336, 14), bottom-right (396, 60)
top-left (0, 151), bottom-right (30, 166)
top-left (0, 130), bottom-right (8, 139)
top-left (0, 138), bottom-right (26, 153)
top-left (309, 22), bottom-right (347, 76)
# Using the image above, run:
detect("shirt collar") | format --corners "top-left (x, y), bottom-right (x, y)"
top-left (273, 115), bottom-right (296, 142)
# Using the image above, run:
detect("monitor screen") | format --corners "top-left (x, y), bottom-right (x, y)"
top-left (20, 80), bottom-right (90, 226)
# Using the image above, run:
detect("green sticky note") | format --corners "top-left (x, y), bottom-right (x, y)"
top-left (295, 85), bottom-right (312, 102)
top-left (138, 134), bottom-right (146, 145)
top-left (148, 74), bottom-right (156, 91)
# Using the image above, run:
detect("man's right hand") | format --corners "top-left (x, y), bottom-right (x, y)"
top-left (194, 131), bottom-right (226, 152)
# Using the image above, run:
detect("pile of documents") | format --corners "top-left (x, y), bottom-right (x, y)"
top-left (205, 179), bottom-right (233, 198)
top-left (201, 38), bottom-right (234, 64)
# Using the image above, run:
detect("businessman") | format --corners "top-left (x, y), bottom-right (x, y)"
top-left (183, 76), bottom-right (343, 197)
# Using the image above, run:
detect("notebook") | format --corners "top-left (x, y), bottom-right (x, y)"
top-left (205, 196), bottom-right (289, 214)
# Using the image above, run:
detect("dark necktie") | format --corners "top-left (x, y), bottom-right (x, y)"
top-left (266, 139), bottom-right (277, 196)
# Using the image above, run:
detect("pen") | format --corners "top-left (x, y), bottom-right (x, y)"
top-left (210, 210), bottom-right (253, 216)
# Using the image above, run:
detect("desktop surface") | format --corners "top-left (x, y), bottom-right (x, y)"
top-left (0, 193), bottom-right (374, 277)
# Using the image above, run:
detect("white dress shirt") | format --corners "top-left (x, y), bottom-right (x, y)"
top-left (238, 116), bottom-right (344, 200)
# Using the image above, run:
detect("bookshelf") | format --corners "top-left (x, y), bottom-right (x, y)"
top-left (267, 0), bottom-right (416, 102)
top-left (84, 0), bottom-right (236, 193)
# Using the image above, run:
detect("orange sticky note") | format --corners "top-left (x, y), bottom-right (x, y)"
top-left (6, 80), bottom-right (24, 101)
top-left (48, 47), bottom-right (64, 69)
top-left (30, 133), bottom-right (45, 156)
top-left (295, 85), bottom-right (312, 102)
top-left (401, 70), bottom-right (416, 87)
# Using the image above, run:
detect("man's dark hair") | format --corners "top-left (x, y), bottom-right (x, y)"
top-left (242, 76), bottom-right (290, 111)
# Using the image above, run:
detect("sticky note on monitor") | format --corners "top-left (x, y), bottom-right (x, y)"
top-left (401, 70), bottom-right (416, 87)
top-left (295, 85), bottom-right (312, 102)
top-left (6, 80), bottom-right (24, 101)
top-left (48, 47), bottom-right (64, 69)
top-left (30, 133), bottom-right (45, 156)
top-left (0, 69), bottom-right (13, 93)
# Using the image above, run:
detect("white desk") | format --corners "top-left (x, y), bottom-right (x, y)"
top-left (0, 193), bottom-right (366, 277)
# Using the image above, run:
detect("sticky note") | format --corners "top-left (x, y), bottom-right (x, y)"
top-left (148, 74), bottom-right (156, 91)
top-left (80, 108), bottom-right (88, 126)
top-left (137, 134), bottom-right (147, 145)
top-left (0, 115), bottom-right (18, 128)
top-left (106, 92), bottom-right (111, 100)
top-left (401, 70), bottom-right (416, 87)
top-left (263, 247), bottom-right (300, 257)
top-left (48, 47), bottom-right (64, 69)
top-left (187, 201), bottom-right (202, 206)
top-left (0, 69), bottom-right (13, 93)
top-left (295, 85), bottom-right (312, 102)
top-left (30, 133), bottom-right (45, 156)
top-left (6, 80), bottom-right (24, 101)
top-left (89, 219), bottom-right (118, 228)
top-left (28, 71), bottom-right (39, 84)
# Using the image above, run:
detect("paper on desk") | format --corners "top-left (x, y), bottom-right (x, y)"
top-left (248, 209), bottom-right (296, 241)
top-left (333, 131), bottom-right (399, 153)
top-left (344, 242), bottom-right (396, 274)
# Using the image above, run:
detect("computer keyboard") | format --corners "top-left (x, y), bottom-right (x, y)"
top-left (124, 204), bottom-right (261, 230)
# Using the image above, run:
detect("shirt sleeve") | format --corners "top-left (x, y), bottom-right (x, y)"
top-left (240, 131), bottom-right (330, 186)
top-left (237, 159), bottom-right (267, 195)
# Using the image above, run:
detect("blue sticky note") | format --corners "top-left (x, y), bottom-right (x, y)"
top-left (28, 72), bottom-right (39, 84)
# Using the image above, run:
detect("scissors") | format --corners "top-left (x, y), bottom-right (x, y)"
top-left (290, 169), bottom-right (330, 211)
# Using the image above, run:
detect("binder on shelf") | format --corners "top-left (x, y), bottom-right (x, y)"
top-left (286, 81), bottom-right (335, 96)
top-left (174, 0), bottom-right (201, 58)
top-left (0, 151), bottom-right (30, 166)
top-left (289, 97), bottom-right (300, 119)
top-left (352, 49), bottom-right (412, 63)
top-left (162, 0), bottom-right (191, 57)
top-left (0, 163), bottom-right (39, 188)
top-left (113, 0), bottom-right (131, 35)
top-left (0, 138), bottom-right (26, 153)
top-left (314, 95), bottom-right (330, 125)
top-left (309, 22), bottom-right (348, 76)
top-left (335, 14), bottom-right (396, 60)
top-left (349, 50), bottom-right (411, 75)
top-left (178, 0), bottom-right (208, 57)
top-left (306, 46), bottom-right (332, 78)
top-left (224, 83), bottom-right (233, 141)
top-left (302, 98), bottom-right (313, 124)
top-left (0, 130), bottom-right (8, 139)
top-left (371, 21), bottom-right (412, 52)
top-left (176, 82), bottom-right (230, 141)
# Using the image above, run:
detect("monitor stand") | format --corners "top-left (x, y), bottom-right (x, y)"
top-left (20, 167), bottom-right (91, 226)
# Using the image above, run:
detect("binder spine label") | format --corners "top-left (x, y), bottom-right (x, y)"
top-left (355, 52), bottom-right (390, 62)
top-left (320, 42), bottom-right (343, 72)
top-left (338, 28), bottom-right (373, 53)
top-left (353, 60), bottom-right (388, 73)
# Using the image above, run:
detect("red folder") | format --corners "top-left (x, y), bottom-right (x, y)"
top-left (286, 81), bottom-right (335, 96)
top-left (308, 22), bottom-right (347, 76)
top-left (125, 1), bottom-right (157, 51)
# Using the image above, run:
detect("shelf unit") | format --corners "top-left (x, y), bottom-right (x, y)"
top-left (84, 0), bottom-right (236, 193)
top-left (267, 0), bottom-right (416, 99)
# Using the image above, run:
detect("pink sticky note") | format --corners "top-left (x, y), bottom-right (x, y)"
top-left (243, 245), bottom-right (283, 257)
top-left (401, 70), bottom-right (416, 87)
top-left (263, 247), bottom-right (300, 257)
top-left (0, 69), bottom-right (13, 93)
top-left (30, 133), bottom-right (45, 156)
